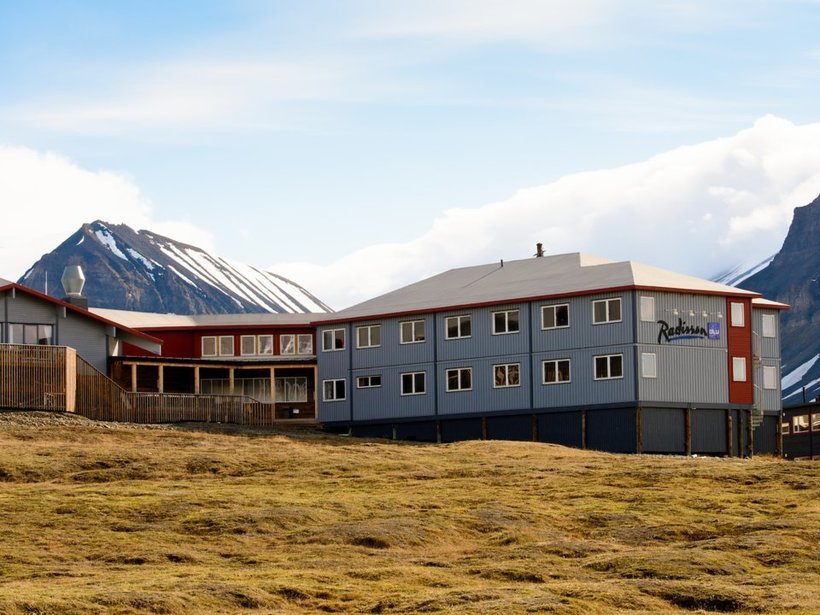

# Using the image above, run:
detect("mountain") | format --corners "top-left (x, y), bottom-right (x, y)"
top-left (18, 221), bottom-right (332, 314)
top-left (735, 194), bottom-right (820, 403)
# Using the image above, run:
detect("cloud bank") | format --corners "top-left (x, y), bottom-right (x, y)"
top-left (0, 146), bottom-right (214, 280)
top-left (273, 115), bottom-right (820, 309)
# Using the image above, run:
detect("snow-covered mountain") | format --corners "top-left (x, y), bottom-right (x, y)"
top-left (716, 194), bottom-right (820, 403)
top-left (19, 221), bottom-right (332, 314)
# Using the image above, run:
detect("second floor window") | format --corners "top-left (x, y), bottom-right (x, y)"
top-left (322, 328), bottom-right (345, 351)
top-left (593, 298), bottom-right (622, 324)
top-left (400, 320), bottom-right (425, 344)
top-left (541, 304), bottom-right (569, 329)
top-left (357, 324), bottom-right (381, 348)
top-left (492, 310), bottom-right (520, 335)
top-left (445, 315), bottom-right (471, 339)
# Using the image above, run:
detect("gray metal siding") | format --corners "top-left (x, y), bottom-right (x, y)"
top-left (351, 363), bottom-right (435, 420)
top-left (441, 418), bottom-right (483, 442)
top-left (436, 303), bottom-right (529, 362)
top-left (537, 411), bottom-right (583, 447)
top-left (635, 291), bottom-right (728, 348)
top-left (587, 408), bottom-right (636, 453)
top-left (59, 312), bottom-right (109, 372)
top-left (317, 323), bottom-right (352, 423)
top-left (437, 354), bottom-right (530, 415)
top-left (487, 415), bottom-right (532, 441)
top-left (640, 407), bottom-right (686, 453)
top-left (350, 315), bottom-right (436, 370)
top-left (691, 409), bottom-right (727, 454)
top-left (6, 293), bottom-right (59, 325)
top-left (756, 359), bottom-right (782, 413)
top-left (752, 309), bottom-right (780, 359)
top-left (532, 346), bottom-right (635, 408)
top-left (531, 292), bottom-right (633, 353)
top-left (636, 344), bottom-right (729, 405)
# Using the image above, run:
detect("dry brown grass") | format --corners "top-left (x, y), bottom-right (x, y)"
top-left (0, 411), bottom-right (817, 614)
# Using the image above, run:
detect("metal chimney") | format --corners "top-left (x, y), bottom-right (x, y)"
top-left (61, 265), bottom-right (89, 309)
top-left (535, 243), bottom-right (544, 258)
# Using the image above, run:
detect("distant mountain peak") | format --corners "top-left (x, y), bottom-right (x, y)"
top-left (19, 221), bottom-right (332, 315)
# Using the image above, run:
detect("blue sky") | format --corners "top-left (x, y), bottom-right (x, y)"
top-left (2, 1), bottom-right (820, 307)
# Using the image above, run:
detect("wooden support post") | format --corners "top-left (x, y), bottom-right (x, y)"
top-left (436, 420), bottom-right (442, 444)
top-left (157, 365), bottom-right (164, 394)
top-left (130, 363), bottom-right (137, 393)
top-left (481, 416), bottom-right (488, 440)
top-left (635, 406), bottom-right (642, 454)
top-left (194, 366), bottom-right (200, 394)
top-left (270, 367), bottom-right (276, 403)
top-left (531, 414), bottom-right (538, 442)
top-left (726, 409), bottom-right (733, 458)
top-left (581, 410), bottom-right (587, 450)
top-left (228, 367), bottom-right (235, 395)
top-left (685, 407), bottom-right (692, 456)
top-left (392, 425), bottom-right (397, 441)
top-left (776, 415), bottom-right (783, 457)
top-left (746, 409), bottom-right (754, 458)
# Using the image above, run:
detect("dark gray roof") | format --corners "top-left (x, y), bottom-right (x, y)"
top-left (322, 252), bottom-right (762, 323)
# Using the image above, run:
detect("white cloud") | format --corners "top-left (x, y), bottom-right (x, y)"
top-left (0, 145), bottom-right (214, 280)
top-left (273, 115), bottom-right (820, 309)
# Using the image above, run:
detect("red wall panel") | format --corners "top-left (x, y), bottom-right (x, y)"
top-left (726, 298), bottom-right (753, 404)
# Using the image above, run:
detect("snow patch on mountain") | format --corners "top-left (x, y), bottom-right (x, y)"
top-left (712, 255), bottom-right (776, 286)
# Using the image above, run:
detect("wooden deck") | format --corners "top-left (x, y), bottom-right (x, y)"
top-left (1, 344), bottom-right (315, 426)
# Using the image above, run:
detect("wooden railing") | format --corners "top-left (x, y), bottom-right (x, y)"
top-left (1, 344), bottom-right (295, 426)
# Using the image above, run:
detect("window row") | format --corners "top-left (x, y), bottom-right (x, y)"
top-left (202, 334), bottom-right (313, 357)
top-left (322, 354), bottom-right (625, 401)
top-left (6, 323), bottom-right (54, 345)
top-left (322, 298), bottom-right (624, 352)
top-left (200, 376), bottom-right (308, 402)
top-left (782, 413), bottom-right (820, 435)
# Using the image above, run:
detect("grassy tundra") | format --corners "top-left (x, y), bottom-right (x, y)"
top-left (0, 412), bottom-right (817, 614)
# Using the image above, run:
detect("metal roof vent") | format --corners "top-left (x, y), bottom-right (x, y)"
top-left (535, 243), bottom-right (544, 257)
top-left (61, 265), bottom-right (89, 309)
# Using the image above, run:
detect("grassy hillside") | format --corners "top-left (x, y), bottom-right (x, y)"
top-left (0, 412), bottom-right (817, 614)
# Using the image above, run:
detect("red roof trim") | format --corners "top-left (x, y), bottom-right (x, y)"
top-left (136, 324), bottom-right (315, 333)
top-left (311, 284), bottom-right (764, 325)
top-left (0, 281), bottom-right (163, 344)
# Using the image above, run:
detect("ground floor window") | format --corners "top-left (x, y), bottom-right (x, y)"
top-left (493, 363), bottom-right (520, 388)
top-left (323, 379), bottom-right (346, 401)
top-left (446, 367), bottom-right (472, 392)
top-left (8, 323), bottom-right (54, 345)
top-left (792, 415), bottom-right (809, 433)
top-left (594, 354), bottom-right (623, 380)
top-left (543, 359), bottom-right (571, 384)
top-left (356, 375), bottom-right (382, 388)
top-left (401, 372), bottom-right (426, 395)
top-left (275, 377), bottom-right (308, 402)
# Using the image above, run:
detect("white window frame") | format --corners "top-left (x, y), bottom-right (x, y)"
top-left (258, 334), bottom-right (273, 355)
top-left (542, 359), bottom-right (571, 384)
top-left (201, 336), bottom-right (217, 357)
top-left (322, 379), bottom-right (346, 402)
top-left (322, 328), bottom-right (345, 352)
top-left (732, 357), bottom-right (747, 382)
top-left (792, 415), bottom-right (809, 433)
top-left (730, 302), bottom-right (745, 327)
top-left (541, 304), bottom-right (569, 330)
top-left (761, 313), bottom-right (776, 338)
top-left (400, 319), bottom-right (426, 344)
top-left (445, 367), bottom-right (472, 392)
top-left (592, 298), bottom-right (622, 325)
top-left (640, 296), bottom-right (655, 322)
top-left (275, 376), bottom-right (308, 403)
top-left (218, 335), bottom-right (234, 356)
top-left (240, 335), bottom-right (257, 356)
top-left (356, 324), bottom-right (381, 349)
top-left (493, 363), bottom-right (521, 388)
top-left (492, 309), bottom-right (520, 335)
top-left (297, 334), bottom-right (313, 355)
top-left (280, 334), bottom-right (295, 355)
top-left (594, 354), bottom-right (623, 380)
top-left (445, 315), bottom-right (471, 340)
top-left (762, 365), bottom-right (777, 390)
top-left (356, 375), bottom-right (382, 389)
top-left (401, 371), bottom-right (426, 396)
top-left (641, 352), bottom-right (657, 378)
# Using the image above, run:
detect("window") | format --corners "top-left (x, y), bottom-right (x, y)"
top-left (445, 315), bottom-right (471, 339)
top-left (494, 363), bottom-right (520, 388)
top-left (356, 375), bottom-right (382, 389)
top-left (258, 335), bottom-right (273, 355)
top-left (730, 302), bottom-right (745, 327)
top-left (812, 414), bottom-right (820, 432)
top-left (761, 314), bottom-right (776, 338)
top-left (275, 377), bottom-right (308, 402)
top-left (400, 320), bottom-right (425, 344)
top-left (592, 298), bottom-right (622, 324)
top-left (446, 367), bottom-right (472, 392)
top-left (781, 421), bottom-right (790, 435)
top-left (640, 296), bottom-right (655, 322)
top-left (763, 366), bottom-right (778, 390)
top-left (401, 372), bottom-right (426, 395)
top-left (280, 334), bottom-right (295, 355)
top-left (241, 335), bottom-right (256, 356)
top-left (219, 335), bottom-right (234, 356)
top-left (541, 304), bottom-right (569, 329)
top-left (641, 353), bottom-right (657, 378)
top-left (297, 334), bottom-right (313, 355)
top-left (792, 415), bottom-right (809, 433)
top-left (543, 359), bottom-right (571, 384)
top-left (323, 379), bottom-right (346, 401)
top-left (594, 354), bottom-right (623, 380)
top-left (732, 357), bottom-right (747, 382)
top-left (357, 324), bottom-right (381, 348)
top-left (9, 323), bottom-right (54, 345)
top-left (322, 328), bottom-right (345, 351)
top-left (492, 310), bottom-right (520, 335)
top-left (202, 336), bottom-right (217, 357)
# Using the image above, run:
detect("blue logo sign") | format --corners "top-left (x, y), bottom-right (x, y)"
top-left (707, 322), bottom-right (721, 340)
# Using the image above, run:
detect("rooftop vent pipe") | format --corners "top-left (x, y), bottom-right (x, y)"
top-left (535, 243), bottom-right (544, 257)
top-left (61, 265), bottom-right (89, 309)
